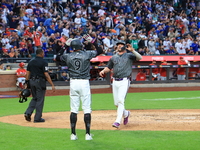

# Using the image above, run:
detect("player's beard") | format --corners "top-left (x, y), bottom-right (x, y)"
top-left (117, 46), bottom-right (125, 52)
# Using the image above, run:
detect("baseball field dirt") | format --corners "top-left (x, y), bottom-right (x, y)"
top-left (0, 86), bottom-right (200, 131)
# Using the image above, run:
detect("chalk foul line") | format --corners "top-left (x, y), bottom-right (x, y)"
top-left (142, 97), bottom-right (200, 101)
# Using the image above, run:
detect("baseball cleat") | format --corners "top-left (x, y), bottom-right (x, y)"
top-left (70, 134), bottom-right (78, 140)
top-left (85, 133), bottom-right (93, 140)
top-left (112, 122), bottom-right (120, 128)
top-left (34, 118), bottom-right (45, 123)
top-left (123, 111), bottom-right (130, 125)
top-left (24, 114), bottom-right (31, 122)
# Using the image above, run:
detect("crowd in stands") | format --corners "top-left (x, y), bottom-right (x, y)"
top-left (0, 0), bottom-right (200, 61)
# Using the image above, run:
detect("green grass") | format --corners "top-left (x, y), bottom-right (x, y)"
top-left (0, 90), bottom-right (200, 150)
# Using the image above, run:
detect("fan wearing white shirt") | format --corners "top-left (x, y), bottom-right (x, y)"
top-left (182, 36), bottom-right (193, 51)
top-left (76, 6), bottom-right (82, 15)
top-left (98, 6), bottom-right (105, 16)
top-left (163, 37), bottom-right (172, 53)
top-left (25, 5), bottom-right (33, 17)
top-left (148, 37), bottom-right (156, 54)
top-left (105, 14), bottom-right (113, 28)
top-left (175, 38), bottom-right (186, 55)
top-left (20, 0), bottom-right (26, 5)
top-left (1, 34), bottom-right (10, 46)
top-left (62, 25), bottom-right (70, 38)
top-left (102, 35), bottom-right (113, 54)
top-left (74, 14), bottom-right (81, 29)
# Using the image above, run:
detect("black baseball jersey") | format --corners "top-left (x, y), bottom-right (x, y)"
top-left (60, 50), bottom-right (97, 79)
top-left (107, 53), bottom-right (136, 78)
top-left (27, 56), bottom-right (48, 79)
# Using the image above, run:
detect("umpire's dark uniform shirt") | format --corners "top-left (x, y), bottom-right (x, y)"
top-left (25, 56), bottom-right (48, 121)
top-left (27, 56), bottom-right (48, 79)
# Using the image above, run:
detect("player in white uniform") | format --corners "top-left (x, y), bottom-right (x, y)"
top-left (56, 38), bottom-right (103, 140)
top-left (99, 40), bottom-right (142, 128)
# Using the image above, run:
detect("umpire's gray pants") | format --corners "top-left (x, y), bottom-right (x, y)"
top-left (25, 79), bottom-right (46, 121)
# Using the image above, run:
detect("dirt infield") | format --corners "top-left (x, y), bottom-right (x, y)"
top-left (0, 86), bottom-right (200, 131)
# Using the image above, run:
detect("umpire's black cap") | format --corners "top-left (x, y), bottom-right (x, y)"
top-left (116, 40), bottom-right (126, 45)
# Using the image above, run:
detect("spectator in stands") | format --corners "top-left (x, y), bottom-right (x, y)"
top-left (44, 17), bottom-right (56, 29)
top-left (1, 33), bottom-right (11, 50)
top-left (167, 28), bottom-right (176, 39)
top-left (102, 35), bottom-right (114, 55)
top-left (33, 30), bottom-right (43, 52)
top-left (129, 34), bottom-right (139, 51)
top-left (41, 32), bottom-right (49, 50)
top-left (137, 48), bottom-right (145, 55)
top-left (168, 46), bottom-right (177, 55)
top-left (48, 69), bottom-right (57, 81)
top-left (74, 14), bottom-right (82, 29)
top-left (23, 27), bottom-right (33, 40)
top-left (8, 47), bottom-right (18, 58)
top-left (48, 33), bottom-right (56, 51)
top-left (27, 40), bottom-right (34, 55)
top-left (60, 71), bottom-right (69, 82)
top-left (177, 56), bottom-right (190, 80)
top-left (19, 38), bottom-right (28, 57)
top-left (148, 37), bottom-right (156, 55)
top-left (143, 46), bottom-right (151, 55)
top-left (163, 37), bottom-right (172, 54)
top-left (175, 37), bottom-right (186, 55)
top-left (8, 11), bottom-right (20, 29)
top-left (62, 24), bottom-right (70, 38)
top-left (0, 62), bottom-right (4, 71)
top-left (138, 36), bottom-right (146, 49)
top-left (0, 0), bottom-right (200, 68)
top-left (10, 30), bottom-right (20, 48)
top-left (189, 39), bottom-right (199, 55)
top-left (23, 12), bottom-right (31, 27)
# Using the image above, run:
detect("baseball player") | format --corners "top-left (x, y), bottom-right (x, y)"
top-left (159, 60), bottom-right (172, 80)
top-left (56, 37), bottom-right (103, 140)
top-left (149, 60), bottom-right (159, 81)
top-left (16, 62), bottom-right (27, 89)
top-left (177, 56), bottom-right (190, 80)
top-left (99, 40), bottom-right (142, 128)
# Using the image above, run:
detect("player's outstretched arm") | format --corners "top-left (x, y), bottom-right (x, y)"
top-left (93, 41), bottom-right (103, 56)
top-left (126, 43), bottom-right (142, 61)
top-left (99, 67), bottom-right (111, 77)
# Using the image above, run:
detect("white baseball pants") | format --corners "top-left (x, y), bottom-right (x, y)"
top-left (112, 78), bottom-right (130, 124)
top-left (70, 79), bottom-right (92, 114)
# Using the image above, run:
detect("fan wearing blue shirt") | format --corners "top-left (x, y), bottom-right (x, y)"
top-left (189, 39), bottom-right (199, 55)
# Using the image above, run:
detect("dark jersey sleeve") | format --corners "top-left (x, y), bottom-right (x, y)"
top-left (107, 57), bottom-right (114, 70)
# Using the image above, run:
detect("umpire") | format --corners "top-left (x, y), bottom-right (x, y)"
top-left (24, 48), bottom-right (55, 123)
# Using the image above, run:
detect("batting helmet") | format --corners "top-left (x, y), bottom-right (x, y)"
top-left (19, 89), bottom-right (31, 103)
top-left (19, 62), bottom-right (25, 68)
top-left (116, 40), bottom-right (126, 45)
top-left (70, 39), bottom-right (83, 51)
